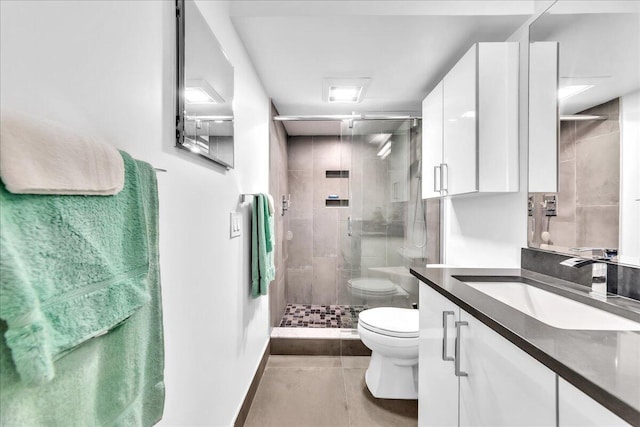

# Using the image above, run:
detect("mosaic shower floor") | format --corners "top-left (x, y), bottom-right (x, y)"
top-left (279, 304), bottom-right (369, 328)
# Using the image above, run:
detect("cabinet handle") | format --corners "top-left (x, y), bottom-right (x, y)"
top-left (442, 311), bottom-right (455, 361)
top-left (441, 163), bottom-right (449, 194)
top-left (455, 321), bottom-right (468, 377)
top-left (433, 165), bottom-right (441, 193)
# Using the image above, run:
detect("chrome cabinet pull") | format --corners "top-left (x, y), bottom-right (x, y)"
top-left (455, 321), bottom-right (469, 377)
top-left (442, 311), bottom-right (455, 361)
top-left (441, 163), bottom-right (449, 194)
top-left (347, 216), bottom-right (352, 237)
top-left (433, 165), bottom-right (441, 193)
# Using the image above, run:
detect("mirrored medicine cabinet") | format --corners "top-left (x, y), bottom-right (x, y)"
top-left (527, 1), bottom-right (640, 266)
top-left (176, 0), bottom-right (235, 169)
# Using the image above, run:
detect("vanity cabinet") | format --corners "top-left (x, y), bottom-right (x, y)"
top-left (419, 283), bottom-right (556, 426)
top-left (558, 378), bottom-right (630, 427)
top-left (421, 42), bottom-right (519, 199)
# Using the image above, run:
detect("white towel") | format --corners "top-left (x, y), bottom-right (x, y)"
top-left (0, 112), bottom-right (124, 195)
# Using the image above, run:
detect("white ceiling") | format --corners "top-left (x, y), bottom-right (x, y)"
top-left (230, 1), bottom-right (536, 134)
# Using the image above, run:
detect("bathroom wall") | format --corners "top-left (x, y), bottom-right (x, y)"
top-left (530, 99), bottom-right (620, 250)
top-left (0, 1), bottom-right (271, 425)
top-left (286, 135), bottom-right (351, 305)
top-left (269, 102), bottom-right (289, 326)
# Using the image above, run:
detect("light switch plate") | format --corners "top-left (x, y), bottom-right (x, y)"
top-left (230, 212), bottom-right (241, 238)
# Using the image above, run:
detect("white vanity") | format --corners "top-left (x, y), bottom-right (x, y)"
top-left (413, 267), bottom-right (639, 427)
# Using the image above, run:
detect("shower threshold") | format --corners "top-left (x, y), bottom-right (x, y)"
top-left (278, 304), bottom-right (368, 328)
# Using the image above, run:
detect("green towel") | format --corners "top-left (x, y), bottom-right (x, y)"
top-left (0, 151), bottom-right (151, 386)
top-left (251, 194), bottom-right (275, 297)
top-left (0, 155), bottom-right (164, 425)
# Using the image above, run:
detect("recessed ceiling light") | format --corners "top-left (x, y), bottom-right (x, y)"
top-left (328, 86), bottom-right (363, 103)
top-left (185, 79), bottom-right (225, 104)
top-left (322, 77), bottom-right (371, 104)
top-left (558, 85), bottom-right (594, 101)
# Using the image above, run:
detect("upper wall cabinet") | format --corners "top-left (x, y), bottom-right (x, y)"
top-left (422, 42), bottom-right (519, 199)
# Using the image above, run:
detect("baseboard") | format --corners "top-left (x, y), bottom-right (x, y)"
top-left (234, 341), bottom-right (270, 427)
top-left (270, 337), bottom-right (371, 356)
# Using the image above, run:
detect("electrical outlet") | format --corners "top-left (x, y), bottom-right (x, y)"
top-left (230, 212), bottom-right (241, 238)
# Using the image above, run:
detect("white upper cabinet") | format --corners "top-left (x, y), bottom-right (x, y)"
top-left (422, 42), bottom-right (519, 199)
top-left (443, 45), bottom-right (477, 196)
top-left (422, 81), bottom-right (444, 199)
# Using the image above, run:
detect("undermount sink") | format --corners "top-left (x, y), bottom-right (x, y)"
top-left (462, 281), bottom-right (640, 331)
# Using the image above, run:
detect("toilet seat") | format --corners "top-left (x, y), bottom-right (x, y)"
top-left (358, 307), bottom-right (419, 338)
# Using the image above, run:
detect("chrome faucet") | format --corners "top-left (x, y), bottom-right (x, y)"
top-left (559, 257), bottom-right (608, 299)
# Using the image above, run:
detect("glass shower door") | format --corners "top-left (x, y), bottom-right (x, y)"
top-left (338, 119), bottom-right (426, 324)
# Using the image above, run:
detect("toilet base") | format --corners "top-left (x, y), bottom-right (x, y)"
top-left (364, 352), bottom-right (418, 400)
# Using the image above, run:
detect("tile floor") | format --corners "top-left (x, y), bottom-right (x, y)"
top-left (244, 355), bottom-right (418, 427)
top-left (279, 304), bottom-right (369, 328)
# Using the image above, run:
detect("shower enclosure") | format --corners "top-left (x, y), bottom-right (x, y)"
top-left (279, 117), bottom-right (440, 329)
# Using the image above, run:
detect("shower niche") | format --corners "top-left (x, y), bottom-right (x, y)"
top-left (325, 169), bottom-right (350, 207)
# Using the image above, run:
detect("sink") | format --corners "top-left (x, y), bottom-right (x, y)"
top-left (462, 281), bottom-right (640, 331)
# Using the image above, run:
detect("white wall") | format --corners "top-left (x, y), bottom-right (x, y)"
top-left (619, 90), bottom-right (640, 266)
top-left (0, 1), bottom-right (271, 425)
top-left (442, 2), bottom-right (554, 268)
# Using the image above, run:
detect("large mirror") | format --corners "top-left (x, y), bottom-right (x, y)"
top-left (176, 0), bottom-right (234, 169)
top-left (528, 1), bottom-right (640, 266)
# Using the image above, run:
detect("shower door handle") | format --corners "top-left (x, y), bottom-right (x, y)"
top-left (454, 321), bottom-right (468, 377)
top-left (442, 311), bottom-right (455, 361)
top-left (347, 216), bottom-right (352, 237)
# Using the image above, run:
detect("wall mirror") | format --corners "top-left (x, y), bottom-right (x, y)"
top-left (176, 0), bottom-right (234, 169)
top-left (527, 1), bottom-right (640, 266)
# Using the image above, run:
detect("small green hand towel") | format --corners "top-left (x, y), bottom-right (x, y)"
top-left (0, 151), bottom-right (151, 386)
top-left (251, 194), bottom-right (275, 297)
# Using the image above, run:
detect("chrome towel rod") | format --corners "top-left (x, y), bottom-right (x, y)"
top-left (240, 193), bottom-right (259, 203)
top-left (154, 168), bottom-right (167, 173)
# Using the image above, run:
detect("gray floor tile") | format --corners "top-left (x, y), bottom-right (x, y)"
top-left (244, 366), bottom-right (350, 427)
top-left (342, 368), bottom-right (418, 427)
top-left (268, 355), bottom-right (342, 368)
top-left (341, 356), bottom-right (371, 369)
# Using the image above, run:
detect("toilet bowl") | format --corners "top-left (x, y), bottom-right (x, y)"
top-left (357, 307), bottom-right (419, 400)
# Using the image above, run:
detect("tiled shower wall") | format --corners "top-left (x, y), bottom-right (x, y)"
top-left (269, 103), bottom-right (289, 326)
top-left (530, 98), bottom-right (620, 249)
top-left (286, 135), bottom-right (350, 305)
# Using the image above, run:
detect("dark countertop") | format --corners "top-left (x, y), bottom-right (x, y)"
top-left (410, 266), bottom-right (640, 426)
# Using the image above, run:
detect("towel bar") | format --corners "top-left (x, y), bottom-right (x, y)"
top-left (240, 193), bottom-right (258, 203)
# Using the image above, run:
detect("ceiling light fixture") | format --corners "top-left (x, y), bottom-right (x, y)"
top-left (323, 77), bottom-right (371, 104)
top-left (558, 85), bottom-right (594, 101)
top-left (328, 86), bottom-right (363, 103)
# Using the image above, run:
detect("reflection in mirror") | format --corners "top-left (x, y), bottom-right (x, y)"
top-left (528, 1), bottom-right (640, 266)
top-left (176, 0), bottom-right (234, 169)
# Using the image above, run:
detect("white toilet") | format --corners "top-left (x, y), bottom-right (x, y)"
top-left (357, 307), bottom-right (419, 400)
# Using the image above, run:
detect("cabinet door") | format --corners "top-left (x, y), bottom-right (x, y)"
top-left (458, 310), bottom-right (556, 426)
top-left (558, 378), bottom-right (630, 426)
top-left (419, 284), bottom-right (459, 427)
top-left (443, 45), bottom-right (477, 196)
top-left (422, 81), bottom-right (444, 199)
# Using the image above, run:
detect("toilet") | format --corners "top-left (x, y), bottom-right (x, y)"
top-left (357, 307), bottom-right (419, 400)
